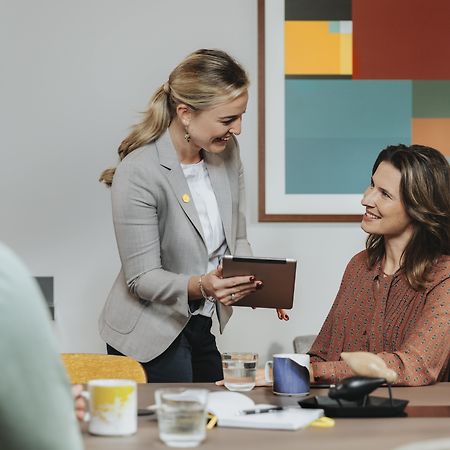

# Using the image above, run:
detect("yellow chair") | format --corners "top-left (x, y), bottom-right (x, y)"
top-left (61, 353), bottom-right (147, 384)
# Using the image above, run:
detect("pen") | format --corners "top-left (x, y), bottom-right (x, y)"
top-left (240, 406), bottom-right (284, 415)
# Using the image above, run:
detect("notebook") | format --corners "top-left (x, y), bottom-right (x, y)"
top-left (207, 391), bottom-right (323, 431)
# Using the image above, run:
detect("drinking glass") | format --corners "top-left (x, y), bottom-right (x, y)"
top-left (221, 352), bottom-right (258, 391)
top-left (155, 388), bottom-right (209, 448)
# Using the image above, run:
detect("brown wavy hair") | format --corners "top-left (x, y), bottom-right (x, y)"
top-left (99, 49), bottom-right (249, 186)
top-left (366, 144), bottom-right (450, 290)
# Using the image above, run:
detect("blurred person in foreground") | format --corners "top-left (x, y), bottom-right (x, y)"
top-left (0, 243), bottom-right (83, 449)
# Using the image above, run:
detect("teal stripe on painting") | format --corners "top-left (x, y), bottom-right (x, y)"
top-left (285, 79), bottom-right (411, 194)
top-left (285, 138), bottom-right (409, 194)
top-left (286, 79), bottom-right (412, 138)
top-left (413, 80), bottom-right (450, 117)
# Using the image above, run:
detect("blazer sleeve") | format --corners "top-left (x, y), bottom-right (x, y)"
top-left (111, 158), bottom-right (190, 304)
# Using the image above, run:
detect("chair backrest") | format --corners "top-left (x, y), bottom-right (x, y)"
top-left (293, 334), bottom-right (317, 354)
top-left (61, 353), bottom-right (147, 384)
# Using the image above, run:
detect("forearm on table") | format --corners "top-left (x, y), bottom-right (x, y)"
top-left (311, 360), bottom-right (354, 384)
top-left (377, 350), bottom-right (446, 386)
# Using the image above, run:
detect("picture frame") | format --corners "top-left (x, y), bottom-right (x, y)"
top-left (257, 0), bottom-right (450, 222)
top-left (258, 0), bottom-right (362, 222)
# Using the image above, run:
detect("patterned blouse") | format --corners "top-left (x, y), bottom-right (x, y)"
top-left (309, 251), bottom-right (450, 386)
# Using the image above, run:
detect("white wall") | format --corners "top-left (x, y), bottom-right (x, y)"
top-left (0, 0), bottom-right (366, 363)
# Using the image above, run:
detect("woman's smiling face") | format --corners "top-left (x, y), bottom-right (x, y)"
top-left (361, 161), bottom-right (413, 241)
top-left (185, 91), bottom-right (248, 153)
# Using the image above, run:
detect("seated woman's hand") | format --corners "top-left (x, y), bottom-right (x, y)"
top-left (276, 308), bottom-right (289, 321)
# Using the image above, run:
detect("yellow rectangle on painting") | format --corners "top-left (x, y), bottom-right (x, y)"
top-left (412, 118), bottom-right (450, 156)
top-left (285, 21), bottom-right (351, 75)
top-left (340, 33), bottom-right (352, 74)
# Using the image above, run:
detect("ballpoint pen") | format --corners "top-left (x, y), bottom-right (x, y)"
top-left (240, 406), bottom-right (284, 415)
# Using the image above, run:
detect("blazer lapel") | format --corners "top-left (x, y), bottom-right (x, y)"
top-left (203, 151), bottom-right (233, 250)
top-left (156, 131), bottom-right (206, 243)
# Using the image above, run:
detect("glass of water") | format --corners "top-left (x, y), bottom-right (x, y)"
top-left (155, 388), bottom-right (208, 448)
top-left (221, 352), bottom-right (258, 391)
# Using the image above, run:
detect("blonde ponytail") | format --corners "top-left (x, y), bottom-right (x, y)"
top-left (100, 49), bottom-right (249, 186)
top-left (99, 85), bottom-right (172, 186)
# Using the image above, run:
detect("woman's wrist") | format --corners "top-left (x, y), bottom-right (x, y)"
top-left (198, 274), bottom-right (216, 303)
top-left (198, 274), bottom-right (208, 299)
top-left (188, 275), bottom-right (203, 300)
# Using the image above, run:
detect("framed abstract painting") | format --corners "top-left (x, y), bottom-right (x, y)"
top-left (258, 0), bottom-right (450, 222)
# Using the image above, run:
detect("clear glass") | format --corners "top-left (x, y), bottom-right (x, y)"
top-left (155, 388), bottom-right (208, 448)
top-left (221, 352), bottom-right (258, 391)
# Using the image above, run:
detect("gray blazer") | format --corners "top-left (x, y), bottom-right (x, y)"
top-left (98, 130), bottom-right (252, 362)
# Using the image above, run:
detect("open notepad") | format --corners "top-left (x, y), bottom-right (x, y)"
top-left (207, 391), bottom-right (323, 431)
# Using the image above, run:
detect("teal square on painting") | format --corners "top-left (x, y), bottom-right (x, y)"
top-left (328, 21), bottom-right (340, 33)
top-left (285, 79), bottom-right (412, 194)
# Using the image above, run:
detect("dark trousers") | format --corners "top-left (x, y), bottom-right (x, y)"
top-left (107, 315), bottom-right (223, 383)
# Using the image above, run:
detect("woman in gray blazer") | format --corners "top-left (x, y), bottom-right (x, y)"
top-left (98, 49), bottom-right (286, 382)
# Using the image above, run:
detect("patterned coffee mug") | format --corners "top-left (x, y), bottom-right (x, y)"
top-left (83, 379), bottom-right (137, 436)
top-left (265, 353), bottom-right (310, 396)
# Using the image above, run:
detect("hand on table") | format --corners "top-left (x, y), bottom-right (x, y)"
top-left (72, 384), bottom-right (86, 422)
top-left (215, 368), bottom-right (272, 388)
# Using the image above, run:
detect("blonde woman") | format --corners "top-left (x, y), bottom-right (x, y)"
top-left (99, 49), bottom-right (287, 383)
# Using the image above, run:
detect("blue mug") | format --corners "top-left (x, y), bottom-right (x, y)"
top-left (265, 353), bottom-right (310, 396)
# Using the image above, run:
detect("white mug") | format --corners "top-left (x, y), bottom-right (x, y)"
top-left (83, 379), bottom-right (137, 436)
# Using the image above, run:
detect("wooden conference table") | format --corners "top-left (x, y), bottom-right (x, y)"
top-left (83, 382), bottom-right (450, 450)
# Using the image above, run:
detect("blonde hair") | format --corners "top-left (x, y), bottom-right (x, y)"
top-left (99, 49), bottom-right (249, 186)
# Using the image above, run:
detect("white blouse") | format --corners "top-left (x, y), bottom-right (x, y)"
top-left (181, 160), bottom-right (228, 316)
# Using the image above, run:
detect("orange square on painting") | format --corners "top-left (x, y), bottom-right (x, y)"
top-left (412, 118), bottom-right (450, 157)
top-left (353, 0), bottom-right (450, 79)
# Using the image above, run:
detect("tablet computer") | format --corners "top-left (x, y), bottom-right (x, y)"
top-left (221, 255), bottom-right (297, 309)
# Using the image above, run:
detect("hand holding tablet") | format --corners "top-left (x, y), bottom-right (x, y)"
top-left (221, 256), bottom-right (297, 309)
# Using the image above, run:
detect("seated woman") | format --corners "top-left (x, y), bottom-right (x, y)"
top-left (309, 144), bottom-right (449, 386)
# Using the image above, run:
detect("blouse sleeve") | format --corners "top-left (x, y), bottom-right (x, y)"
top-left (377, 276), bottom-right (450, 386)
top-left (309, 261), bottom-right (356, 383)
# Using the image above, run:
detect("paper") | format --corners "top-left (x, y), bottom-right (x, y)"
top-left (207, 391), bottom-right (323, 431)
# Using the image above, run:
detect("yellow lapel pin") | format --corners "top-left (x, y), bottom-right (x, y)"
top-left (182, 194), bottom-right (190, 203)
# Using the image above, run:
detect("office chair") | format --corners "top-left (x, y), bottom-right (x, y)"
top-left (61, 353), bottom-right (147, 384)
top-left (292, 334), bottom-right (317, 354)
